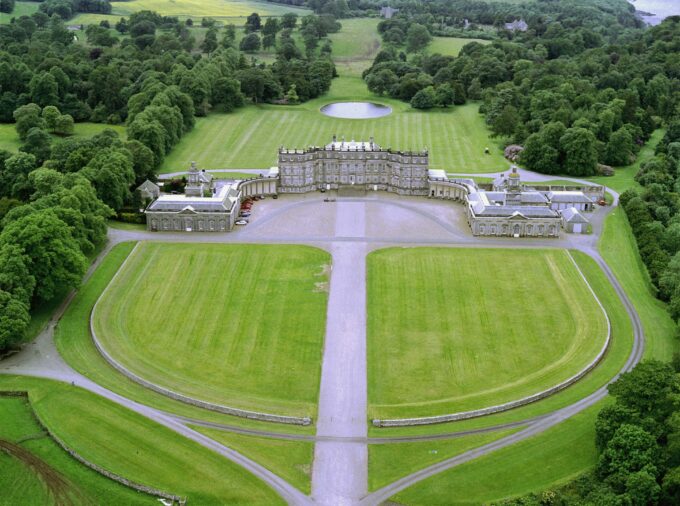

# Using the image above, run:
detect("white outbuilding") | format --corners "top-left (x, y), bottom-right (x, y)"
top-left (561, 207), bottom-right (590, 234)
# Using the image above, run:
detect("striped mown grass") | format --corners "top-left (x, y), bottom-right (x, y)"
top-left (92, 242), bottom-right (330, 418)
top-left (367, 248), bottom-right (609, 420)
top-left (161, 77), bottom-right (507, 173)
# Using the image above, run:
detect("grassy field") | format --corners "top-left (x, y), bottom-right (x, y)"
top-left (104, 0), bottom-right (310, 22)
top-left (367, 248), bottom-right (608, 420)
top-left (209, 170), bottom-right (267, 179)
top-left (0, 394), bottom-right (155, 505)
top-left (329, 18), bottom-right (381, 76)
top-left (391, 402), bottom-right (602, 505)
top-left (365, 249), bottom-right (632, 437)
top-left (0, 377), bottom-right (283, 505)
top-left (0, 123), bottom-right (126, 153)
top-left (601, 208), bottom-right (677, 360)
top-left (192, 427), bottom-right (314, 494)
top-left (428, 37), bottom-right (491, 56)
top-left (54, 242), bottom-right (317, 435)
top-left (161, 76), bottom-right (506, 173)
top-left (369, 427), bottom-right (519, 492)
top-left (585, 128), bottom-right (664, 193)
top-left (0, 1), bottom-right (38, 23)
top-left (92, 242), bottom-right (329, 417)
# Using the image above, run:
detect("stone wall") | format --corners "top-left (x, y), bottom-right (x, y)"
top-left (238, 177), bottom-right (278, 197)
top-left (0, 391), bottom-right (186, 505)
top-left (89, 244), bottom-right (312, 426)
top-left (373, 251), bottom-right (611, 427)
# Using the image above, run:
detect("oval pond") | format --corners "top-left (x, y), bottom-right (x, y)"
top-left (320, 102), bottom-right (392, 119)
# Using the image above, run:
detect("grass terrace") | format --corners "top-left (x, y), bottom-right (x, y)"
top-left (0, 1), bottom-right (38, 23)
top-left (92, 242), bottom-right (330, 418)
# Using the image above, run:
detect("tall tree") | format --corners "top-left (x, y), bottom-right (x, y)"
top-left (0, 209), bottom-right (87, 302)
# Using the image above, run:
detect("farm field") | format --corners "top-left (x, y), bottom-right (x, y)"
top-left (0, 123), bottom-right (126, 153)
top-left (0, 376), bottom-right (282, 505)
top-left (161, 76), bottom-right (507, 173)
top-left (428, 36), bottom-right (492, 56)
top-left (92, 242), bottom-right (330, 417)
top-left (367, 248), bottom-right (609, 420)
top-left (71, 0), bottom-right (309, 25)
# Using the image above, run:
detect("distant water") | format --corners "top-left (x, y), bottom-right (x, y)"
top-left (629, 0), bottom-right (680, 25)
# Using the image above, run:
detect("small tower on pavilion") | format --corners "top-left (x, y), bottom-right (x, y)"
top-left (185, 161), bottom-right (214, 197)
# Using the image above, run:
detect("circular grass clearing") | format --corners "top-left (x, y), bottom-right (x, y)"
top-left (367, 248), bottom-right (609, 420)
top-left (92, 242), bottom-right (330, 418)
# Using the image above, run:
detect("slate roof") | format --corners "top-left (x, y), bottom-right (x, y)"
top-left (547, 191), bottom-right (593, 203)
top-left (560, 207), bottom-right (590, 223)
top-left (137, 179), bottom-right (159, 192)
top-left (325, 139), bottom-right (380, 151)
top-left (147, 184), bottom-right (238, 213)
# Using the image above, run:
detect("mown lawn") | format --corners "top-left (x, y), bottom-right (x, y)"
top-left (54, 242), bottom-right (317, 435)
top-left (391, 402), bottom-right (602, 505)
top-left (0, 377), bottom-right (283, 505)
top-left (161, 77), bottom-right (506, 173)
top-left (192, 427), bottom-right (314, 494)
top-left (601, 208), bottom-right (677, 360)
top-left (368, 248), bottom-right (608, 420)
top-left (92, 242), bottom-right (330, 417)
top-left (369, 427), bottom-right (519, 492)
top-left (329, 18), bottom-right (381, 76)
top-left (0, 394), bottom-right (154, 505)
top-left (0, 123), bottom-right (126, 153)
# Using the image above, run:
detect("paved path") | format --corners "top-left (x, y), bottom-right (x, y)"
top-left (312, 201), bottom-right (368, 505)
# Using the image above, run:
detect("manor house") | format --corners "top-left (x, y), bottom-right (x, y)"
top-left (144, 140), bottom-right (600, 238)
top-left (277, 137), bottom-right (429, 196)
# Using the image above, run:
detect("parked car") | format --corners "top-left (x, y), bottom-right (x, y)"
top-left (272, 194), bottom-right (278, 199)
top-left (235, 220), bottom-right (248, 225)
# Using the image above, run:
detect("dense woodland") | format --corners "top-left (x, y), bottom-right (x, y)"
top-left (498, 360), bottom-right (680, 505)
top-left (0, 8), bottom-right (337, 352)
top-left (364, 2), bottom-right (679, 178)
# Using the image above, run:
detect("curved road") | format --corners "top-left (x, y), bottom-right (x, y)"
top-left (1, 169), bottom-right (643, 506)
